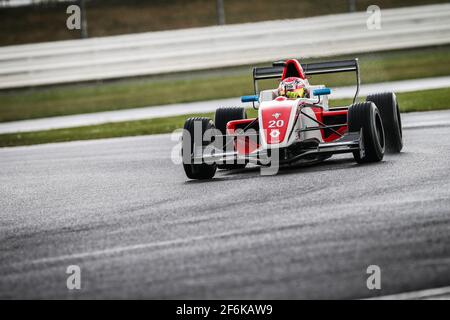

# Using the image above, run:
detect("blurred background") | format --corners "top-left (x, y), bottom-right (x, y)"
top-left (1, 0), bottom-right (448, 44)
top-left (0, 0), bottom-right (449, 146)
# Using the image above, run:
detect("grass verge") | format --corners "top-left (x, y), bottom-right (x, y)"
top-left (1, 46), bottom-right (450, 123)
top-left (1, 88), bottom-right (448, 148)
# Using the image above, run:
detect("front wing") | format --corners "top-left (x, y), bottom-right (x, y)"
top-left (192, 130), bottom-right (364, 166)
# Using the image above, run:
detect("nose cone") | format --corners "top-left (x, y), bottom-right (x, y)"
top-left (260, 105), bottom-right (293, 145)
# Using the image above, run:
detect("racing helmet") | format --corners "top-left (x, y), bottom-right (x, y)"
top-left (278, 77), bottom-right (308, 99)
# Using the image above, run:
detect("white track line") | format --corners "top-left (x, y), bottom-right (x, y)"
top-left (369, 286), bottom-right (450, 300)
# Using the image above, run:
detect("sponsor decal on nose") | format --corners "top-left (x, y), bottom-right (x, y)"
top-left (270, 130), bottom-right (280, 139)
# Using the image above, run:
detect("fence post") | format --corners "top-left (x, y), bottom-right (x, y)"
top-left (349, 0), bottom-right (356, 12)
top-left (80, 0), bottom-right (88, 38)
top-left (216, 0), bottom-right (226, 25)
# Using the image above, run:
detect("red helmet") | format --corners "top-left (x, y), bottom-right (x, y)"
top-left (278, 77), bottom-right (308, 98)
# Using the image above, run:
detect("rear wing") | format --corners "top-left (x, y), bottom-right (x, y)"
top-left (253, 59), bottom-right (360, 103)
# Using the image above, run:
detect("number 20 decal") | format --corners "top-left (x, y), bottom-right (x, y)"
top-left (268, 120), bottom-right (284, 128)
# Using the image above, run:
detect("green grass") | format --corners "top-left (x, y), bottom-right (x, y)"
top-left (1, 46), bottom-right (450, 123)
top-left (396, 88), bottom-right (450, 112)
top-left (1, 88), bottom-right (448, 148)
top-left (0, 113), bottom-right (211, 148)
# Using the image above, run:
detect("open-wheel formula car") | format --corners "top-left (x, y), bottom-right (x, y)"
top-left (182, 59), bottom-right (403, 180)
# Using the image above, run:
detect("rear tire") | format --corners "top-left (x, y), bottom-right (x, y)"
top-left (182, 117), bottom-right (217, 180)
top-left (348, 102), bottom-right (385, 163)
top-left (366, 92), bottom-right (403, 153)
top-left (215, 107), bottom-right (247, 170)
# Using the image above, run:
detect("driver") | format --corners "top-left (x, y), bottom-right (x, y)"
top-left (278, 77), bottom-right (308, 99)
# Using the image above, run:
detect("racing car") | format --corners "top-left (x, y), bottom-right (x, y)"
top-left (182, 59), bottom-right (403, 179)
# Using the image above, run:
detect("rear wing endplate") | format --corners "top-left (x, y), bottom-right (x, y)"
top-left (253, 59), bottom-right (360, 103)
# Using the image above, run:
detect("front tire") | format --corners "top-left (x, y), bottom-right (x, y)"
top-left (366, 92), bottom-right (403, 153)
top-left (215, 107), bottom-right (247, 170)
top-left (182, 117), bottom-right (217, 180)
top-left (348, 102), bottom-right (385, 163)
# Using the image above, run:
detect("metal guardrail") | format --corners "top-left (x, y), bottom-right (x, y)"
top-left (0, 3), bottom-right (449, 89)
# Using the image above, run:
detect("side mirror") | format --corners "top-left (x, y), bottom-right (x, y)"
top-left (241, 95), bottom-right (259, 103)
top-left (313, 88), bottom-right (331, 96)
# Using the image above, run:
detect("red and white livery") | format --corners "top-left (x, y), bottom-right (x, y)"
top-left (182, 58), bottom-right (403, 180)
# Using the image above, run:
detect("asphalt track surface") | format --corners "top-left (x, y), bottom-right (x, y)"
top-left (1, 110), bottom-right (450, 299)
